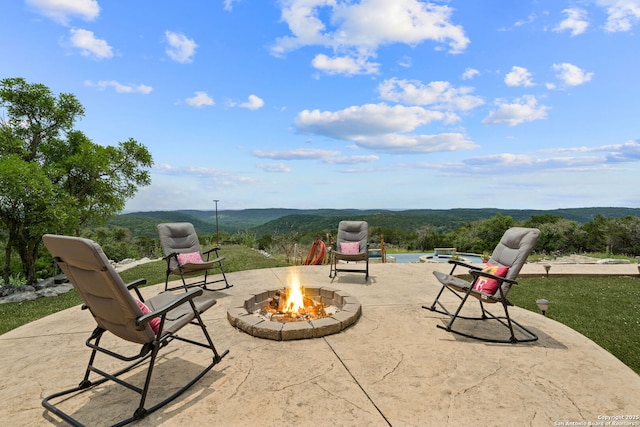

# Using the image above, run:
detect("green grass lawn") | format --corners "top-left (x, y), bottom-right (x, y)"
top-left (0, 244), bottom-right (287, 335)
top-left (2, 253), bottom-right (639, 376)
top-left (509, 276), bottom-right (640, 375)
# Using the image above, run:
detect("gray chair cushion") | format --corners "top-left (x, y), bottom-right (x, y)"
top-left (158, 222), bottom-right (204, 271)
top-left (488, 227), bottom-right (541, 295)
top-left (336, 221), bottom-right (368, 255)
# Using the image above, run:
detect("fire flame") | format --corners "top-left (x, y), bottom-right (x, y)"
top-left (285, 269), bottom-right (305, 314)
top-left (254, 269), bottom-right (332, 322)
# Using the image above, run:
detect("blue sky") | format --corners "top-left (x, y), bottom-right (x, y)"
top-left (2, 0), bottom-right (639, 212)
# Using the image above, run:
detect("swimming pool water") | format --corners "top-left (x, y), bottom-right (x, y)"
top-left (385, 253), bottom-right (484, 264)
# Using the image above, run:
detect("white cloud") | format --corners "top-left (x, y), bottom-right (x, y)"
top-left (239, 94), bottom-right (265, 110)
top-left (252, 148), bottom-right (380, 166)
top-left (153, 163), bottom-right (255, 184)
top-left (513, 13), bottom-right (538, 28)
top-left (554, 8), bottom-right (589, 36)
top-left (461, 152), bottom-right (603, 173)
top-left (165, 31), bottom-right (197, 63)
top-left (223, 0), bottom-right (241, 12)
top-left (85, 80), bottom-right (152, 94)
top-left (69, 28), bottom-right (112, 59)
top-left (377, 78), bottom-right (484, 111)
top-left (253, 148), bottom-right (379, 165)
top-left (330, 0), bottom-right (469, 52)
top-left (398, 56), bottom-right (412, 68)
top-left (462, 68), bottom-right (479, 80)
top-left (271, 0), bottom-right (469, 75)
top-left (354, 133), bottom-right (477, 154)
top-left (553, 63), bottom-right (594, 86)
top-left (482, 95), bottom-right (549, 126)
top-left (185, 91), bottom-right (214, 107)
top-left (295, 103), bottom-right (450, 140)
top-left (332, 154), bottom-right (380, 164)
top-left (227, 94), bottom-right (265, 110)
top-left (257, 163), bottom-right (291, 173)
top-left (504, 66), bottom-right (534, 87)
top-left (294, 103), bottom-right (477, 153)
top-left (419, 140), bottom-right (640, 178)
top-left (498, 13), bottom-right (538, 32)
top-left (459, 140), bottom-right (640, 174)
top-left (311, 53), bottom-right (380, 75)
top-left (26, 0), bottom-right (99, 25)
top-left (253, 148), bottom-right (341, 161)
top-left (596, 0), bottom-right (640, 32)
top-left (604, 139), bottom-right (640, 162)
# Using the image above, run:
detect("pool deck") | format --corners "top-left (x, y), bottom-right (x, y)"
top-left (1, 261), bottom-right (639, 426)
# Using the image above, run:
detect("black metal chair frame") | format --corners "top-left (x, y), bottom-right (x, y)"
top-left (163, 246), bottom-right (232, 293)
top-left (424, 259), bottom-right (538, 344)
top-left (41, 277), bottom-right (229, 427)
top-left (329, 242), bottom-right (370, 280)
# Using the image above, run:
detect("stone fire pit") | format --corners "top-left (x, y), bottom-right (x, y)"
top-left (227, 287), bottom-right (361, 341)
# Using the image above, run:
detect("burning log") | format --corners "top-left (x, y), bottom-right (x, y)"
top-left (253, 271), bottom-right (338, 323)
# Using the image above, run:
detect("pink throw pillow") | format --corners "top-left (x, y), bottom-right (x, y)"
top-left (177, 251), bottom-right (204, 265)
top-left (340, 241), bottom-right (360, 254)
top-left (135, 299), bottom-right (160, 333)
top-left (473, 264), bottom-right (509, 295)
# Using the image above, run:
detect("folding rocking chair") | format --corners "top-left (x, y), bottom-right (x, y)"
top-left (42, 234), bottom-right (229, 426)
top-left (423, 227), bottom-right (540, 344)
top-left (329, 221), bottom-right (369, 281)
top-left (158, 222), bottom-right (232, 292)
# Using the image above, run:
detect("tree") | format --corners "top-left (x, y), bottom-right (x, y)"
top-left (449, 214), bottom-right (517, 253)
top-left (605, 216), bottom-right (640, 255)
top-left (581, 214), bottom-right (608, 252)
top-left (414, 225), bottom-right (440, 251)
top-left (0, 156), bottom-right (68, 284)
top-left (535, 219), bottom-right (585, 254)
top-left (0, 78), bottom-right (153, 284)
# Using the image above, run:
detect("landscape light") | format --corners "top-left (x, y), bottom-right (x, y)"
top-left (536, 299), bottom-right (550, 316)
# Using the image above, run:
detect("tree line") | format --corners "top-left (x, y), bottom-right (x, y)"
top-left (249, 213), bottom-right (640, 264)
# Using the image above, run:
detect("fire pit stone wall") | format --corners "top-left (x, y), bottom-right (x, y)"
top-left (227, 287), bottom-right (361, 341)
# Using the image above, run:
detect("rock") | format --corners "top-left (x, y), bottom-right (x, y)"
top-left (1, 291), bottom-right (39, 303)
top-left (597, 258), bottom-right (631, 264)
top-left (0, 276), bottom-right (72, 304)
top-left (34, 277), bottom-right (55, 290)
top-left (36, 284), bottom-right (73, 298)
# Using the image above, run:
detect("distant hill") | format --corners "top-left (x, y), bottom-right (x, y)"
top-left (109, 207), bottom-right (640, 238)
top-left (108, 211), bottom-right (217, 237)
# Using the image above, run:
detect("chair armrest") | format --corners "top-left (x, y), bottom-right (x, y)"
top-left (136, 288), bottom-right (204, 327)
top-left (446, 258), bottom-right (478, 275)
top-left (470, 269), bottom-right (517, 285)
top-left (126, 278), bottom-right (147, 290)
top-left (126, 278), bottom-right (148, 300)
top-left (202, 247), bottom-right (224, 262)
top-left (448, 259), bottom-right (478, 270)
top-left (162, 252), bottom-right (179, 261)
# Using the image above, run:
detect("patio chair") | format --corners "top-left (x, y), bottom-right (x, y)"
top-left (158, 222), bottom-right (232, 292)
top-left (329, 221), bottom-right (369, 280)
top-left (41, 234), bottom-right (229, 426)
top-left (423, 227), bottom-right (540, 343)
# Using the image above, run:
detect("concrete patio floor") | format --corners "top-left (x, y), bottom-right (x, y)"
top-left (1, 261), bottom-right (639, 426)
